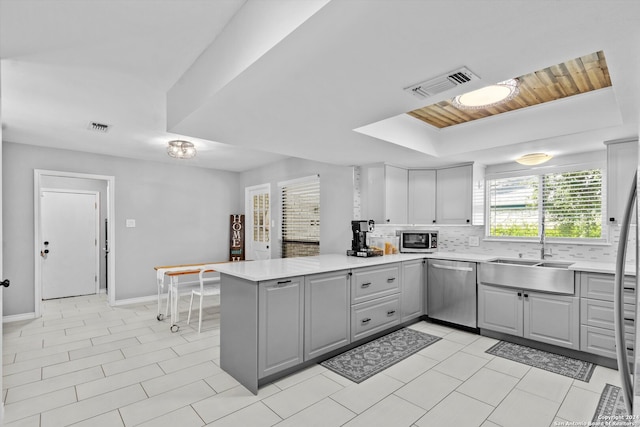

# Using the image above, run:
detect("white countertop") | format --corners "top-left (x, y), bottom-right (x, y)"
top-left (213, 252), bottom-right (636, 282)
top-left (213, 253), bottom-right (426, 281)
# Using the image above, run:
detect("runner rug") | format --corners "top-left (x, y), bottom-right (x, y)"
top-left (592, 384), bottom-right (628, 424)
top-left (321, 328), bottom-right (441, 383)
top-left (485, 341), bottom-right (596, 382)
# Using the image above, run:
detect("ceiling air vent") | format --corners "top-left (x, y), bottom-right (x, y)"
top-left (404, 67), bottom-right (480, 100)
top-left (88, 122), bottom-right (110, 133)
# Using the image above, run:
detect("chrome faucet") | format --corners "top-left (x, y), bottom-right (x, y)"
top-left (540, 214), bottom-right (550, 260)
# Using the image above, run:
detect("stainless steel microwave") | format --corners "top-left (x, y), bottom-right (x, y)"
top-left (397, 230), bottom-right (438, 253)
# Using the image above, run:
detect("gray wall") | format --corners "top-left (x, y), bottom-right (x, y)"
top-left (240, 157), bottom-right (354, 257)
top-left (3, 142), bottom-right (241, 316)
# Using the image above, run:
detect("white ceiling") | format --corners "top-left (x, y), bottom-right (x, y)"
top-left (2, 0), bottom-right (639, 172)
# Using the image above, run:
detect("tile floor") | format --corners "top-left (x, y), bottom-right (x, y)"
top-left (2, 293), bottom-right (622, 427)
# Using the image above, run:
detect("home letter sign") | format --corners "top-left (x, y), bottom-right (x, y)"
top-left (230, 214), bottom-right (245, 261)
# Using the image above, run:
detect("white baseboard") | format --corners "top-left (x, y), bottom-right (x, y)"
top-left (3, 312), bottom-right (37, 323)
top-left (112, 294), bottom-right (158, 306)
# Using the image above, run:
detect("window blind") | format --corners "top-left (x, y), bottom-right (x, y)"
top-left (487, 168), bottom-right (603, 240)
top-left (542, 169), bottom-right (602, 238)
top-left (281, 176), bottom-right (320, 258)
top-left (488, 175), bottom-right (539, 237)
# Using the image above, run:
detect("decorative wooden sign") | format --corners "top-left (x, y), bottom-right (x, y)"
top-left (230, 214), bottom-right (245, 261)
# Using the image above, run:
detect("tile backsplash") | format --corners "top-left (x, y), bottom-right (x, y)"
top-left (373, 224), bottom-right (636, 263)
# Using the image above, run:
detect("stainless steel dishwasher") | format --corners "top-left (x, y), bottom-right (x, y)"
top-left (427, 259), bottom-right (477, 328)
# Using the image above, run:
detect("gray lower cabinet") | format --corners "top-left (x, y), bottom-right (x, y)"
top-left (351, 263), bottom-right (400, 304)
top-left (258, 276), bottom-right (304, 379)
top-left (401, 259), bottom-right (424, 322)
top-left (579, 272), bottom-right (636, 359)
top-left (478, 284), bottom-right (579, 350)
top-left (350, 262), bottom-right (403, 341)
top-left (478, 284), bottom-right (523, 336)
top-left (351, 294), bottom-right (401, 341)
top-left (304, 270), bottom-right (351, 360)
top-left (524, 292), bottom-right (579, 350)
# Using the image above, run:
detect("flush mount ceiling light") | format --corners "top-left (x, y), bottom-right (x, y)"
top-left (516, 153), bottom-right (553, 165)
top-left (452, 78), bottom-right (520, 109)
top-left (167, 140), bottom-right (196, 159)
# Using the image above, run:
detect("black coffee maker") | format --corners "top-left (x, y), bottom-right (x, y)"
top-left (347, 220), bottom-right (381, 257)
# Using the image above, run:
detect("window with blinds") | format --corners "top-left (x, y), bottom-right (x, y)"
top-left (281, 176), bottom-right (320, 258)
top-left (487, 168), bottom-right (603, 240)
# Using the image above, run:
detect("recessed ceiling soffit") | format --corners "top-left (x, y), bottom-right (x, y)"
top-left (407, 51), bottom-right (611, 129)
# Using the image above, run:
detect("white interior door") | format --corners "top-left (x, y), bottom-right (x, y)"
top-left (246, 184), bottom-right (271, 260)
top-left (41, 190), bottom-right (99, 299)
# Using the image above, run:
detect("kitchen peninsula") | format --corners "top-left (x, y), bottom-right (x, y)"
top-left (214, 252), bottom-right (637, 394)
top-left (213, 253), bottom-right (490, 394)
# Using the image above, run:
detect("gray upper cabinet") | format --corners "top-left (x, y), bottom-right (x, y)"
top-left (258, 276), bottom-right (304, 378)
top-left (304, 270), bottom-right (351, 360)
top-left (401, 259), bottom-right (424, 322)
top-left (606, 139), bottom-right (638, 225)
top-left (360, 164), bottom-right (408, 224)
top-left (436, 165), bottom-right (472, 225)
top-left (385, 165), bottom-right (409, 224)
top-left (408, 170), bottom-right (436, 224)
top-left (387, 163), bottom-right (481, 225)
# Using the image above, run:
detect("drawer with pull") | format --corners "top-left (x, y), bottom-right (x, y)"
top-left (580, 324), bottom-right (635, 360)
top-left (351, 294), bottom-right (400, 341)
top-left (580, 272), bottom-right (636, 304)
top-left (580, 298), bottom-right (636, 334)
top-left (351, 263), bottom-right (401, 304)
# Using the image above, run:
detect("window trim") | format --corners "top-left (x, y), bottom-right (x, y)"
top-left (279, 174), bottom-right (320, 258)
top-left (484, 163), bottom-right (607, 243)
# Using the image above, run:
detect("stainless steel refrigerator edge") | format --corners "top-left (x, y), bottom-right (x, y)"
top-left (615, 139), bottom-right (640, 420)
top-left (427, 259), bottom-right (477, 328)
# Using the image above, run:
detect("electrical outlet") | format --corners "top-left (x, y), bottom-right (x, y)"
top-left (126, 219), bottom-right (136, 228)
top-left (468, 236), bottom-right (480, 247)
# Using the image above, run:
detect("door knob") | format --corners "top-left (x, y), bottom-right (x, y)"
top-left (1, 279), bottom-right (9, 288)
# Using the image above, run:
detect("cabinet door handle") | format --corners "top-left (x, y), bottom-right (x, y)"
top-left (523, 293), bottom-right (529, 298)
top-left (274, 280), bottom-right (293, 288)
top-left (387, 310), bottom-right (396, 316)
top-left (517, 292), bottom-right (522, 297)
top-left (387, 277), bottom-right (396, 282)
top-left (624, 287), bottom-right (636, 292)
top-left (361, 282), bottom-right (371, 288)
top-left (361, 318), bottom-right (371, 324)
top-left (624, 317), bottom-right (635, 323)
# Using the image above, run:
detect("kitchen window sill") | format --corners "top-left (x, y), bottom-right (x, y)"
top-left (482, 237), bottom-right (611, 246)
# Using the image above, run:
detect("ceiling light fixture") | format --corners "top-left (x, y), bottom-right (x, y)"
top-left (452, 78), bottom-right (520, 109)
top-left (167, 140), bottom-right (196, 159)
top-left (515, 153), bottom-right (553, 166)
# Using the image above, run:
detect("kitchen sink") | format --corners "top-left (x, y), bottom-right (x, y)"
top-left (481, 258), bottom-right (575, 294)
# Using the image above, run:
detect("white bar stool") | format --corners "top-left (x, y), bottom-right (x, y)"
top-left (187, 268), bottom-right (220, 333)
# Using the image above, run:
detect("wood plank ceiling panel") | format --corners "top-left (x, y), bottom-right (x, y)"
top-left (407, 51), bottom-right (611, 129)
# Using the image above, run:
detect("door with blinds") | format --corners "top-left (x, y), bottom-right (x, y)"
top-left (246, 184), bottom-right (271, 260)
top-left (280, 175), bottom-right (320, 258)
